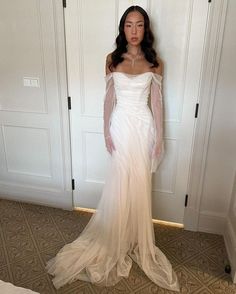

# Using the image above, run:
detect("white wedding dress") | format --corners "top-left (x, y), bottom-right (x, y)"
top-left (46, 71), bottom-right (180, 292)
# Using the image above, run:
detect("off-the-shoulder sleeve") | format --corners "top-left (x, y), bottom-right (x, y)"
top-left (152, 73), bottom-right (163, 85)
top-left (150, 73), bottom-right (164, 173)
top-left (103, 74), bottom-right (116, 139)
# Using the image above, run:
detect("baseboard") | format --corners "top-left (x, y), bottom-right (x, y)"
top-left (198, 211), bottom-right (226, 234)
top-left (0, 183), bottom-right (73, 210)
top-left (183, 208), bottom-right (227, 234)
top-left (224, 218), bottom-right (236, 283)
top-left (184, 207), bottom-right (199, 231)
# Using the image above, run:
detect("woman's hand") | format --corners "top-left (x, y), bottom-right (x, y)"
top-left (105, 134), bottom-right (116, 154)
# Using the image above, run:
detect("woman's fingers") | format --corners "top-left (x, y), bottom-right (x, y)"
top-left (105, 136), bottom-right (115, 154)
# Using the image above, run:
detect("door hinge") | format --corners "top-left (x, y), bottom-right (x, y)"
top-left (62, 0), bottom-right (66, 8)
top-left (68, 96), bottom-right (71, 110)
top-left (185, 194), bottom-right (188, 207)
top-left (72, 179), bottom-right (75, 190)
top-left (195, 103), bottom-right (199, 118)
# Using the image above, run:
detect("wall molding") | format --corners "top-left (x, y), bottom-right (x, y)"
top-left (172, 206), bottom-right (227, 235)
top-left (0, 183), bottom-right (72, 210)
top-left (198, 211), bottom-right (226, 234)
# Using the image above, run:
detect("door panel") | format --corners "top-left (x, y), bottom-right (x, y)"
top-left (0, 0), bottom-right (72, 208)
top-left (150, 0), bottom-right (209, 222)
top-left (67, 0), bottom-right (209, 223)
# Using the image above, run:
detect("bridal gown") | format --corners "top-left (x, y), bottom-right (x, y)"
top-left (46, 71), bottom-right (180, 292)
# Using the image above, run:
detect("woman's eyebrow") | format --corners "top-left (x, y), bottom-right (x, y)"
top-left (125, 20), bottom-right (144, 24)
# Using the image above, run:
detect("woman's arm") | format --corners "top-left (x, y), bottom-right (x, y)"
top-left (103, 54), bottom-right (116, 154)
top-left (151, 60), bottom-right (163, 159)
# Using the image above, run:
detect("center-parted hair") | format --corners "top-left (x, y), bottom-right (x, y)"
top-left (109, 6), bottom-right (159, 70)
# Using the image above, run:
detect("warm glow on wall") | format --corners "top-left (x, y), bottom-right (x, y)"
top-left (75, 207), bottom-right (184, 228)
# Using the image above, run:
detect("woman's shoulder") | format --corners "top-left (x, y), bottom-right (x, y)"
top-left (106, 53), bottom-right (112, 64)
top-left (153, 57), bottom-right (163, 76)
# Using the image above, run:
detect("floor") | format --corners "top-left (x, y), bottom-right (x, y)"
top-left (0, 199), bottom-right (235, 294)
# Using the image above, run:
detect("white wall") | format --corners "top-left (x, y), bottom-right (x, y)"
top-left (184, 0), bottom-right (236, 282)
top-left (200, 0), bottom-right (236, 228)
top-left (221, 3), bottom-right (236, 277)
top-left (198, 0), bottom-right (236, 233)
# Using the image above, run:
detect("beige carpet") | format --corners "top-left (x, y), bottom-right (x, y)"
top-left (0, 198), bottom-right (235, 294)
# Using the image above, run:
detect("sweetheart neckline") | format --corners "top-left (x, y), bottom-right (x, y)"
top-left (112, 71), bottom-right (162, 78)
top-left (105, 71), bottom-right (162, 78)
top-left (113, 71), bottom-right (153, 76)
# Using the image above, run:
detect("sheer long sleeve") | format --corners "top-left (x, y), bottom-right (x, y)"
top-left (150, 74), bottom-right (164, 173)
top-left (103, 73), bottom-right (116, 153)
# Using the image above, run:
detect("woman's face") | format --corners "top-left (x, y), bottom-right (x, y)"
top-left (124, 11), bottom-right (145, 46)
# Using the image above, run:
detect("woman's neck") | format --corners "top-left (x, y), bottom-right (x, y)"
top-left (123, 45), bottom-right (144, 68)
top-left (126, 45), bottom-right (141, 56)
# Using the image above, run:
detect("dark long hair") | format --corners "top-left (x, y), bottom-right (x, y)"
top-left (109, 6), bottom-right (159, 70)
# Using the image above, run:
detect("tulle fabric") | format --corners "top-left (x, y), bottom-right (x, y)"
top-left (150, 73), bottom-right (164, 172)
top-left (103, 72), bottom-right (116, 139)
top-left (46, 71), bottom-right (179, 292)
top-left (0, 280), bottom-right (39, 294)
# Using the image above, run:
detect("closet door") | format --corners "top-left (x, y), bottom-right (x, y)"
top-left (67, 0), bottom-right (209, 223)
top-left (0, 0), bottom-right (72, 208)
top-left (150, 0), bottom-right (209, 223)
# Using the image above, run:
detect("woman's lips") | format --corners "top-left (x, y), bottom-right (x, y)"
top-left (131, 37), bottom-right (138, 41)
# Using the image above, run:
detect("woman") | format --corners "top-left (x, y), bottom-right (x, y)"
top-left (46, 6), bottom-right (180, 292)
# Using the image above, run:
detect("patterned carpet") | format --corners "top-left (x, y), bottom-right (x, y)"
top-left (0, 199), bottom-right (235, 294)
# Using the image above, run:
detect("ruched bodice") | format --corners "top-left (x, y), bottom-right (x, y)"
top-left (112, 72), bottom-right (156, 122)
top-left (113, 71), bottom-right (152, 107)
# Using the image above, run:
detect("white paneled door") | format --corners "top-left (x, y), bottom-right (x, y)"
top-left (0, 0), bottom-right (72, 208)
top-left (66, 0), bottom-right (210, 223)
